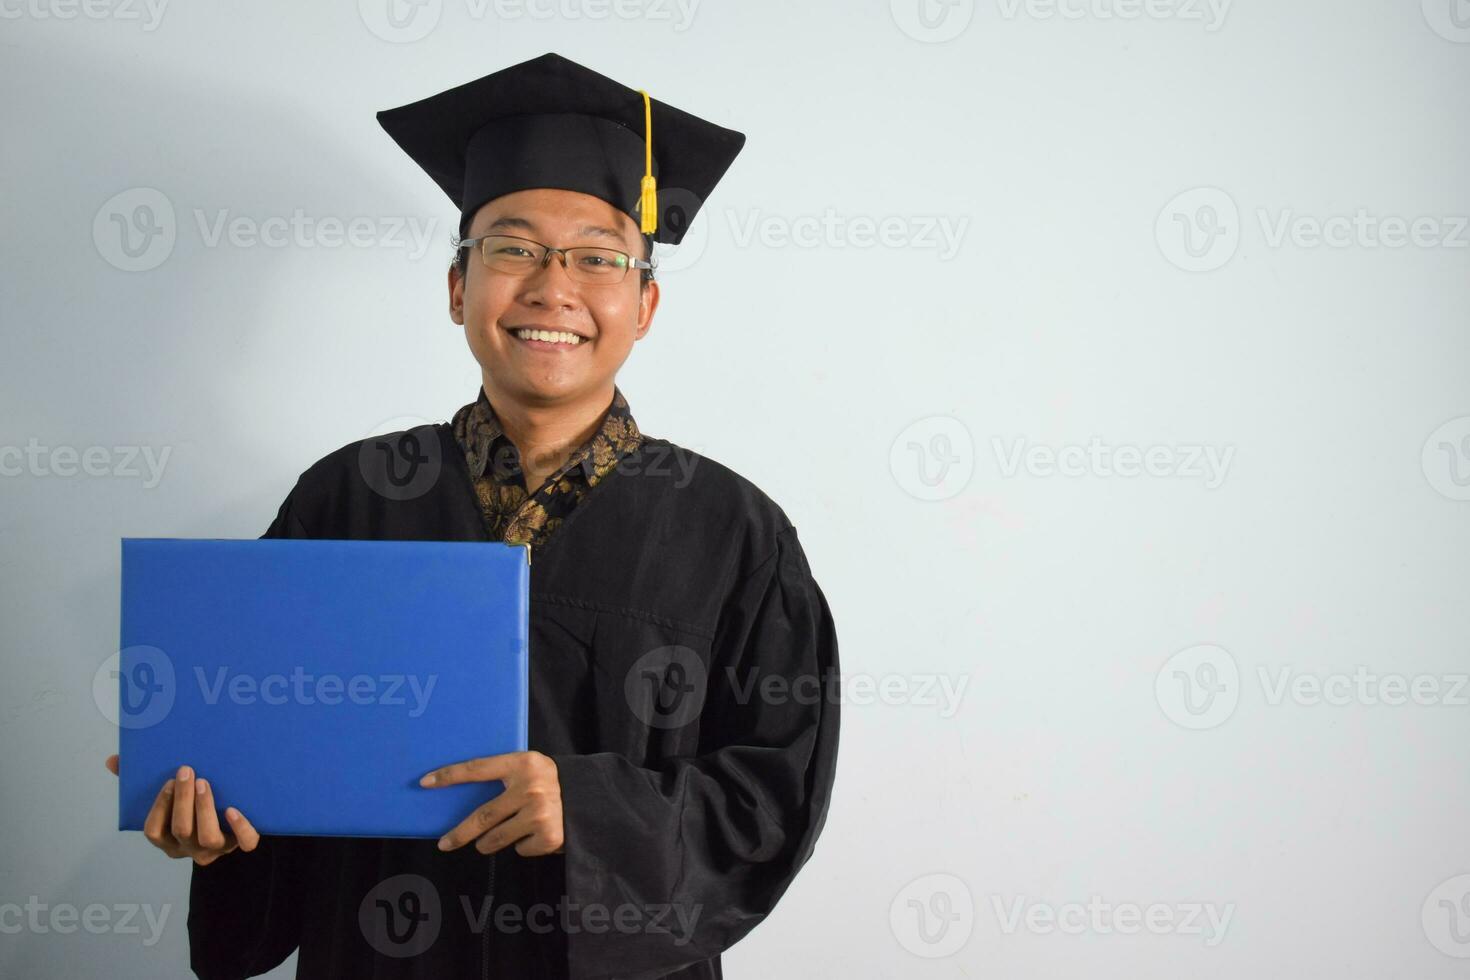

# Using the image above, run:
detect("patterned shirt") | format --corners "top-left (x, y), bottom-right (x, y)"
top-left (450, 385), bottom-right (644, 550)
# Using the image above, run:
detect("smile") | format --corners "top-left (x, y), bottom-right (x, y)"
top-left (509, 327), bottom-right (587, 349)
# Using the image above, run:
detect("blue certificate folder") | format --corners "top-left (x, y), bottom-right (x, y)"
top-left (117, 538), bottom-right (529, 839)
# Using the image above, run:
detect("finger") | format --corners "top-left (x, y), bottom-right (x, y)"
top-left (170, 765), bottom-right (196, 842)
top-left (105, 754), bottom-right (119, 776)
top-left (193, 778), bottom-right (232, 853)
top-left (421, 753), bottom-right (517, 789)
top-left (224, 806), bottom-right (261, 852)
top-left (143, 780), bottom-right (182, 857)
top-left (437, 793), bottom-right (518, 852)
top-left (475, 809), bottom-right (537, 857)
top-left (512, 805), bottom-right (564, 857)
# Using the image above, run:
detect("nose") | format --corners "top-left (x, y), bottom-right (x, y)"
top-left (516, 250), bottom-right (581, 309)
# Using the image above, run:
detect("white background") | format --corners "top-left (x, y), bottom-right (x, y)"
top-left (2, 0), bottom-right (1469, 977)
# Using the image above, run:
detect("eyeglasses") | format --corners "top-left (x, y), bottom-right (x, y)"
top-left (453, 234), bottom-right (656, 285)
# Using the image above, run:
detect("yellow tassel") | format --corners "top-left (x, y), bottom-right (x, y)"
top-left (637, 89), bottom-right (657, 235)
top-left (639, 175), bottom-right (657, 235)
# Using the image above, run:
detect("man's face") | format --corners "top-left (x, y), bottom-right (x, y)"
top-left (449, 187), bottom-right (659, 407)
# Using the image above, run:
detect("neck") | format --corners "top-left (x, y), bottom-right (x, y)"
top-left (480, 376), bottom-right (613, 491)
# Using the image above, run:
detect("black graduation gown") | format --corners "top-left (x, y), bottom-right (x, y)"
top-left (185, 421), bottom-right (841, 980)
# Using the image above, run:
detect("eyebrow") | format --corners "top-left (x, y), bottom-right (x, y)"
top-left (483, 215), bottom-right (628, 243)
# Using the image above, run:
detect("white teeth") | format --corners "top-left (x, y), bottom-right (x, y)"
top-left (514, 328), bottom-right (584, 345)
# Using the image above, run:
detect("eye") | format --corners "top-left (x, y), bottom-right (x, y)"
top-left (576, 251), bottom-right (627, 269)
top-left (493, 245), bottom-right (535, 258)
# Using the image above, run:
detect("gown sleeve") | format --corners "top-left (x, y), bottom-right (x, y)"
top-left (186, 491), bottom-right (311, 980)
top-left (550, 523), bottom-right (841, 980)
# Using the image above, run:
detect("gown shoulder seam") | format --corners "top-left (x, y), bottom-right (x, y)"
top-left (729, 522), bottom-right (798, 595)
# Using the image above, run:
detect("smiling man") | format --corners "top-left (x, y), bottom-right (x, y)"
top-left (157, 52), bottom-right (841, 980)
top-left (449, 186), bottom-right (658, 507)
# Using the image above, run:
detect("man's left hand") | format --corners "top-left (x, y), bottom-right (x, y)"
top-left (422, 750), bottom-right (565, 857)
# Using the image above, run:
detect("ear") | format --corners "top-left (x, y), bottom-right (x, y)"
top-left (634, 278), bottom-right (660, 341)
top-left (448, 262), bottom-right (465, 325)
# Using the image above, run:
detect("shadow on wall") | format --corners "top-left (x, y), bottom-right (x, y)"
top-left (3, 34), bottom-right (447, 980)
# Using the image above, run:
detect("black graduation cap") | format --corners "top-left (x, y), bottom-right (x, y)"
top-left (375, 52), bottom-right (746, 246)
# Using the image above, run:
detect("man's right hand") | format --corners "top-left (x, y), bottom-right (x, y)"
top-left (105, 756), bottom-right (261, 866)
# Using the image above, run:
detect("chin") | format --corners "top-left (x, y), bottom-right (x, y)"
top-left (506, 373), bottom-right (591, 402)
